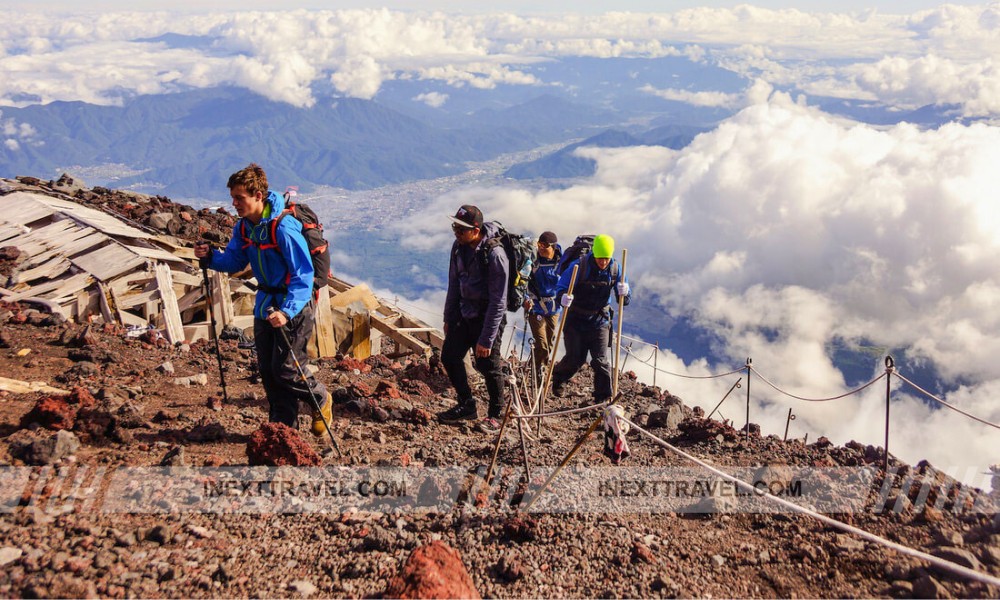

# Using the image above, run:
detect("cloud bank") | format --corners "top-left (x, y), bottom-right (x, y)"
top-left (1, 4), bottom-right (999, 116)
top-left (396, 89), bottom-right (1000, 477)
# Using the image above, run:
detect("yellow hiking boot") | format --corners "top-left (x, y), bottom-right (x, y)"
top-left (311, 392), bottom-right (333, 437)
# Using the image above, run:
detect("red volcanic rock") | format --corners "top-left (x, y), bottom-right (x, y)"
top-left (676, 418), bottom-right (740, 444)
top-left (20, 396), bottom-right (76, 430)
top-left (407, 408), bottom-right (432, 426)
top-left (375, 379), bottom-right (402, 399)
top-left (65, 386), bottom-right (97, 408)
top-left (401, 379), bottom-right (435, 398)
top-left (246, 422), bottom-right (321, 467)
top-left (350, 381), bottom-right (374, 398)
top-left (336, 357), bottom-right (371, 373)
top-left (384, 541), bottom-right (481, 600)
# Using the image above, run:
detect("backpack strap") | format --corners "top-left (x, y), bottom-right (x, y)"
top-left (238, 213), bottom-right (286, 251)
top-left (238, 219), bottom-right (253, 250)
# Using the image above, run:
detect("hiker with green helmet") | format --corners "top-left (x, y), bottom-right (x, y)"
top-left (550, 234), bottom-right (631, 404)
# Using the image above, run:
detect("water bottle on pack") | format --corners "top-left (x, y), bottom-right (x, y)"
top-left (517, 257), bottom-right (532, 285)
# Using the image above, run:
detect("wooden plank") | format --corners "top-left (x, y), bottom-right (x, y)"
top-left (314, 287), bottom-right (336, 358)
top-left (210, 271), bottom-right (233, 331)
top-left (231, 314), bottom-right (255, 330)
top-left (154, 263), bottom-right (185, 344)
top-left (175, 286), bottom-right (205, 314)
top-left (28, 194), bottom-right (154, 239)
top-left (0, 193), bottom-right (57, 225)
top-left (329, 283), bottom-right (381, 311)
top-left (4, 271), bottom-right (92, 302)
top-left (352, 312), bottom-right (371, 360)
top-left (0, 376), bottom-right (69, 396)
top-left (182, 323), bottom-right (210, 344)
top-left (96, 282), bottom-right (115, 324)
top-left (117, 289), bottom-right (160, 310)
top-left (0, 221), bottom-right (28, 243)
top-left (15, 256), bottom-right (72, 283)
top-left (126, 243), bottom-right (185, 264)
top-left (71, 243), bottom-right (146, 281)
top-left (370, 312), bottom-right (433, 357)
top-left (170, 270), bottom-right (202, 287)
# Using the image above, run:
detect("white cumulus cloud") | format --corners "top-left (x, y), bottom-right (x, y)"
top-left (397, 92), bottom-right (1000, 478)
top-left (1, 5), bottom-right (999, 116)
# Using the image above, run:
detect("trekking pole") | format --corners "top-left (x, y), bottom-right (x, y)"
top-left (484, 367), bottom-right (533, 489)
top-left (266, 307), bottom-right (343, 457)
top-left (519, 314), bottom-right (529, 362)
top-left (536, 264), bottom-right (580, 427)
top-left (611, 249), bottom-right (628, 401)
top-left (522, 391), bottom-right (622, 513)
top-left (200, 258), bottom-right (229, 404)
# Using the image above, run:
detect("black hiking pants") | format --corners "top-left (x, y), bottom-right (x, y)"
top-left (552, 321), bottom-right (612, 401)
top-left (254, 303), bottom-right (328, 428)
top-left (441, 315), bottom-right (506, 418)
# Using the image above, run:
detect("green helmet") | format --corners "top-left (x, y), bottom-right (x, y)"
top-left (592, 234), bottom-right (614, 259)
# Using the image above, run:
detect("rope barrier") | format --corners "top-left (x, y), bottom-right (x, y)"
top-left (390, 297), bottom-right (441, 322)
top-left (512, 401), bottom-right (609, 420)
top-left (749, 366), bottom-right (888, 403)
top-left (620, 416), bottom-right (1000, 590)
top-left (894, 372), bottom-right (1000, 430)
top-left (621, 347), bottom-right (745, 379)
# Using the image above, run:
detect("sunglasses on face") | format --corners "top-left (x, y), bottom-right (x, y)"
top-left (452, 223), bottom-right (475, 233)
top-left (537, 241), bottom-right (551, 248)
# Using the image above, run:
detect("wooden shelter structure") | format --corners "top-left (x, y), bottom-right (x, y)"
top-left (0, 187), bottom-right (441, 359)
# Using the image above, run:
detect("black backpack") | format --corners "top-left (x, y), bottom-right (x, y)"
top-left (237, 188), bottom-right (331, 292)
top-left (557, 234), bottom-right (596, 275)
top-left (480, 222), bottom-right (536, 313)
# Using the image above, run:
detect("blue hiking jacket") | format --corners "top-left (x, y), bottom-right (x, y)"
top-left (444, 222), bottom-right (510, 348)
top-left (527, 244), bottom-right (562, 317)
top-left (556, 253), bottom-right (630, 329)
top-left (206, 190), bottom-right (314, 320)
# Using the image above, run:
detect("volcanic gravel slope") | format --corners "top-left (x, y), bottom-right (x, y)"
top-left (0, 176), bottom-right (998, 598)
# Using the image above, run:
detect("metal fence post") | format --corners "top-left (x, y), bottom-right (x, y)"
top-left (745, 357), bottom-right (752, 441)
top-left (653, 341), bottom-right (659, 390)
top-left (884, 355), bottom-right (894, 472)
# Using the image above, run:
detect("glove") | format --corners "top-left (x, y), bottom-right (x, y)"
top-left (560, 294), bottom-right (573, 308)
top-left (617, 282), bottom-right (630, 297)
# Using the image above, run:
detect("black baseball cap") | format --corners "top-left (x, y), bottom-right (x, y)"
top-left (449, 205), bottom-right (483, 229)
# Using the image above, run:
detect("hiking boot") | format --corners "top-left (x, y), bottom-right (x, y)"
top-left (550, 381), bottom-right (566, 397)
top-left (311, 392), bottom-right (333, 437)
top-left (477, 417), bottom-right (502, 434)
top-left (438, 400), bottom-right (478, 423)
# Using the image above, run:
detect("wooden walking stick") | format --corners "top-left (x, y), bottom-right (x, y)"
top-left (611, 248), bottom-right (628, 400)
top-left (522, 391), bottom-right (622, 512)
top-left (536, 264), bottom-right (580, 427)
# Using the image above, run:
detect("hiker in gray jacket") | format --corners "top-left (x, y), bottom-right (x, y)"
top-left (438, 204), bottom-right (509, 434)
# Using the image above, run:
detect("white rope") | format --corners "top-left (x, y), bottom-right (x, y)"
top-left (750, 366), bottom-right (888, 402)
top-left (620, 416), bottom-right (1000, 589)
top-left (894, 372), bottom-right (1000, 430)
top-left (512, 401), bottom-right (609, 420)
top-left (621, 347), bottom-right (745, 380)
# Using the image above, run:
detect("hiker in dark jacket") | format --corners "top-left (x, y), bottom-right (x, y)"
top-left (194, 163), bottom-right (331, 435)
top-left (524, 231), bottom-right (561, 383)
top-left (438, 204), bottom-right (509, 434)
top-left (550, 234), bottom-right (630, 405)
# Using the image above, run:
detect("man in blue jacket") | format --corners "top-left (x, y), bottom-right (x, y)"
top-left (438, 205), bottom-right (509, 434)
top-left (194, 163), bottom-right (331, 436)
top-left (524, 231), bottom-right (561, 383)
top-left (550, 234), bottom-right (630, 405)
